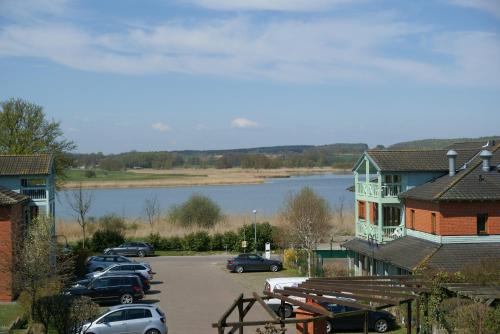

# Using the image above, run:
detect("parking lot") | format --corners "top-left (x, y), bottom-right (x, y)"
top-left (143, 255), bottom-right (295, 334)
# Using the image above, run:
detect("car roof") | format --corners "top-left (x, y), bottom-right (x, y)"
top-left (95, 274), bottom-right (138, 279)
top-left (109, 303), bottom-right (157, 311)
top-left (265, 277), bottom-right (308, 285)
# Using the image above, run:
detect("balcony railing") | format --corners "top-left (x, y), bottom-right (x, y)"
top-left (356, 182), bottom-right (401, 198)
top-left (21, 188), bottom-right (47, 200)
top-left (357, 221), bottom-right (406, 243)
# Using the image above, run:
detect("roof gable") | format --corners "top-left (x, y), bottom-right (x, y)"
top-left (0, 186), bottom-right (30, 205)
top-left (0, 154), bottom-right (53, 176)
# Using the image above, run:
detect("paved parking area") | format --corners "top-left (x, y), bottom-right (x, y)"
top-left (143, 255), bottom-right (296, 334)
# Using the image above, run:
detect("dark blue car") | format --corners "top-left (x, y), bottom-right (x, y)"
top-left (322, 303), bottom-right (396, 333)
top-left (227, 253), bottom-right (282, 273)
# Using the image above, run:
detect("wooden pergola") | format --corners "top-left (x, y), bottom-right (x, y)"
top-left (440, 283), bottom-right (500, 306)
top-left (214, 275), bottom-right (431, 334)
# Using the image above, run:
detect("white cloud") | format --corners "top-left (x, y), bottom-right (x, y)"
top-left (448, 0), bottom-right (500, 19)
top-left (184, 0), bottom-right (356, 12)
top-left (231, 118), bottom-right (259, 128)
top-left (152, 122), bottom-right (172, 132)
top-left (0, 7), bottom-right (499, 86)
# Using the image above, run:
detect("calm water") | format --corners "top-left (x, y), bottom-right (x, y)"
top-left (56, 173), bottom-right (354, 219)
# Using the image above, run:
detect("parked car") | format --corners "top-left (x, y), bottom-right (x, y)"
top-left (85, 255), bottom-right (151, 272)
top-left (80, 304), bottom-right (167, 334)
top-left (86, 263), bottom-right (153, 280)
top-left (104, 242), bottom-right (155, 257)
top-left (322, 303), bottom-right (396, 333)
top-left (76, 271), bottom-right (151, 292)
top-left (67, 275), bottom-right (144, 305)
top-left (264, 277), bottom-right (308, 318)
top-left (227, 253), bottom-right (282, 273)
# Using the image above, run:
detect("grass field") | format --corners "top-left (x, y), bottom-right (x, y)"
top-left (65, 169), bottom-right (199, 182)
top-left (0, 303), bottom-right (22, 329)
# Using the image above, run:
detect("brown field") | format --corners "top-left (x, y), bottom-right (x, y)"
top-left (62, 167), bottom-right (349, 189)
top-left (56, 211), bottom-right (355, 243)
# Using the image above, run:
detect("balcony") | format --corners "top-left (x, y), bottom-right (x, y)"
top-left (356, 182), bottom-right (402, 198)
top-left (21, 188), bottom-right (47, 200)
top-left (357, 220), bottom-right (406, 243)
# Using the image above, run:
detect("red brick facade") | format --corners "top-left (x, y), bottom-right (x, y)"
top-left (405, 199), bottom-right (500, 236)
top-left (0, 203), bottom-right (24, 302)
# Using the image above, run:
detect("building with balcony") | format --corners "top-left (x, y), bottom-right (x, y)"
top-left (344, 142), bottom-right (500, 276)
top-left (0, 154), bottom-right (55, 301)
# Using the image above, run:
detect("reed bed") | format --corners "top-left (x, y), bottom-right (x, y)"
top-left (56, 211), bottom-right (354, 243)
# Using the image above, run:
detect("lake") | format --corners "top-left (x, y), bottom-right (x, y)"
top-left (56, 173), bottom-right (354, 219)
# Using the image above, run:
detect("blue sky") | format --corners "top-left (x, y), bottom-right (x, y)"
top-left (0, 0), bottom-right (499, 153)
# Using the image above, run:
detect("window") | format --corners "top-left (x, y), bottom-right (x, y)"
top-left (358, 201), bottom-right (366, 220)
top-left (248, 255), bottom-right (261, 260)
top-left (21, 178), bottom-right (46, 187)
top-left (477, 214), bottom-right (488, 235)
top-left (410, 210), bottom-right (415, 229)
top-left (127, 309), bottom-right (146, 320)
top-left (133, 265), bottom-right (145, 270)
top-left (108, 278), bottom-right (122, 286)
top-left (431, 213), bottom-right (436, 234)
top-left (101, 310), bottom-right (126, 323)
top-left (92, 278), bottom-right (109, 288)
top-left (384, 175), bottom-right (393, 183)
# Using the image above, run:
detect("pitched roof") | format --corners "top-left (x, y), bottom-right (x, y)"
top-left (0, 186), bottom-right (30, 205)
top-left (446, 141), bottom-right (496, 150)
top-left (0, 154), bottom-right (53, 175)
top-left (362, 149), bottom-right (479, 172)
top-left (342, 236), bottom-right (500, 272)
top-left (399, 144), bottom-right (500, 201)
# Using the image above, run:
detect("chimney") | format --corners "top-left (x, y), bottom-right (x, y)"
top-left (447, 150), bottom-right (458, 176)
top-left (480, 150), bottom-right (493, 172)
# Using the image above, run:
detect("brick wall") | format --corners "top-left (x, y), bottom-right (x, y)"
top-left (405, 199), bottom-right (500, 236)
top-left (0, 203), bottom-right (24, 302)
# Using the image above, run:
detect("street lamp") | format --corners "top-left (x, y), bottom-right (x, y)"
top-left (253, 209), bottom-right (257, 253)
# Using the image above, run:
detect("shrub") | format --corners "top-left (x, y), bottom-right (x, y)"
top-left (98, 214), bottom-right (127, 234)
top-left (182, 231), bottom-right (210, 252)
top-left (84, 170), bottom-right (96, 178)
top-left (222, 231), bottom-right (239, 252)
top-left (168, 194), bottom-right (222, 228)
top-left (147, 233), bottom-right (162, 250)
top-left (90, 229), bottom-right (124, 252)
top-left (237, 222), bottom-right (277, 252)
top-left (210, 233), bottom-right (224, 251)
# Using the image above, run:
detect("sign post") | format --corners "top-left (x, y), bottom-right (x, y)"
top-left (265, 242), bottom-right (271, 259)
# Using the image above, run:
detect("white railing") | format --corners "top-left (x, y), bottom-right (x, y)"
top-left (21, 188), bottom-right (47, 200)
top-left (356, 182), bottom-right (401, 198)
top-left (357, 221), bottom-right (406, 243)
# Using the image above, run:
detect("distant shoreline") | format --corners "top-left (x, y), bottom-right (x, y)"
top-left (61, 167), bottom-right (350, 190)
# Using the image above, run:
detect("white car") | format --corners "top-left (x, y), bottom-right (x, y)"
top-left (80, 304), bottom-right (167, 334)
top-left (86, 263), bottom-right (152, 280)
top-left (264, 277), bottom-right (308, 318)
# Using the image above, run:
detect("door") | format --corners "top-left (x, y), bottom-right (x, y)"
top-left (94, 310), bottom-right (128, 334)
top-left (334, 306), bottom-right (364, 330)
top-left (90, 278), bottom-right (111, 303)
top-left (247, 254), bottom-right (265, 270)
top-left (126, 308), bottom-right (153, 334)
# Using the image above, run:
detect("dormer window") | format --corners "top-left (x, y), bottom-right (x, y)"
top-left (477, 214), bottom-right (488, 235)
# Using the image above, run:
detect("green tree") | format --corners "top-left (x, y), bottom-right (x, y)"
top-left (279, 187), bottom-right (332, 277)
top-left (168, 194), bottom-right (223, 228)
top-left (0, 98), bottom-right (76, 179)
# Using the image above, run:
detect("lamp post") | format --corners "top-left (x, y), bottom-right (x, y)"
top-left (253, 209), bottom-right (257, 253)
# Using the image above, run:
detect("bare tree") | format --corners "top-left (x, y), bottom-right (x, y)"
top-left (279, 187), bottom-right (332, 277)
top-left (66, 183), bottom-right (93, 248)
top-left (143, 195), bottom-right (160, 232)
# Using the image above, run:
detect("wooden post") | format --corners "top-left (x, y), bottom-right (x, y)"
top-left (238, 299), bottom-right (244, 334)
top-left (364, 311), bottom-right (369, 334)
top-left (406, 301), bottom-right (412, 334)
top-left (416, 297), bottom-right (420, 334)
top-left (303, 322), bottom-right (308, 334)
top-left (280, 299), bottom-right (286, 329)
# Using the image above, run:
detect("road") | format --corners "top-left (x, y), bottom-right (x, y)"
top-left (144, 255), bottom-right (291, 334)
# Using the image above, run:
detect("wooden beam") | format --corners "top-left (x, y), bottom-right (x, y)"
top-left (263, 291), bottom-right (334, 317)
top-left (300, 283), bottom-right (418, 299)
top-left (406, 301), bottom-right (412, 334)
top-left (252, 292), bottom-right (280, 322)
top-left (218, 294), bottom-right (243, 328)
top-left (285, 286), bottom-right (403, 305)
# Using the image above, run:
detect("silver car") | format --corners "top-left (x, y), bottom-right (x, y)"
top-left (86, 263), bottom-right (153, 280)
top-left (81, 304), bottom-right (167, 334)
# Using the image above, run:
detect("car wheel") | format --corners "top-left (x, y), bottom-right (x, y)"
top-left (138, 250), bottom-right (145, 257)
top-left (120, 293), bottom-right (134, 304)
top-left (326, 321), bottom-right (333, 334)
top-left (278, 304), bottom-right (293, 318)
top-left (270, 265), bottom-right (279, 272)
top-left (235, 265), bottom-right (244, 273)
top-left (145, 329), bottom-right (161, 334)
top-left (374, 318), bottom-right (389, 333)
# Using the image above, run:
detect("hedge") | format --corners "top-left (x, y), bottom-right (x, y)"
top-left (146, 222), bottom-right (277, 252)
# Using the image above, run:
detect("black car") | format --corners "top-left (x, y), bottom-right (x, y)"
top-left (75, 271), bottom-right (151, 292)
top-left (67, 275), bottom-right (144, 305)
top-left (227, 253), bottom-right (282, 273)
top-left (104, 242), bottom-right (154, 257)
top-left (322, 303), bottom-right (396, 333)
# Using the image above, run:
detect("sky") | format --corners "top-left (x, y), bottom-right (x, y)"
top-left (0, 0), bottom-right (499, 154)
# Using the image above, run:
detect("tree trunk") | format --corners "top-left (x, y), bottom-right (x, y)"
top-left (82, 222), bottom-right (86, 249)
top-left (307, 249), bottom-right (312, 277)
